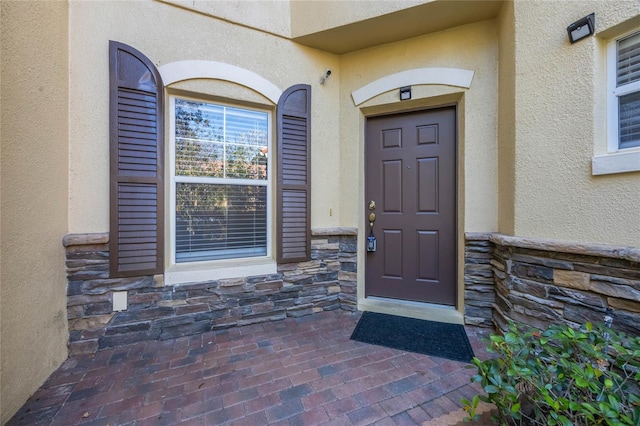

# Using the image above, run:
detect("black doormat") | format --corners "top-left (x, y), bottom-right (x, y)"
top-left (350, 311), bottom-right (475, 363)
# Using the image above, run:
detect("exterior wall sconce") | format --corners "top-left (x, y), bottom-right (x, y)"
top-left (400, 86), bottom-right (411, 101)
top-left (567, 13), bottom-right (595, 44)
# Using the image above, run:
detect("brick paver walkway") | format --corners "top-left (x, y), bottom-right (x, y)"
top-left (8, 310), bottom-right (496, 425)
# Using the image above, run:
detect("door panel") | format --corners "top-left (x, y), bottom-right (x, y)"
top-left (417, 158), bottom-right (438, 212)
top-left (365, 106), bottom-right (456, 306)
top-left (417, 230), bottom-right (439, 280)
top-left (383, 230), bottom-right (403, 278)
top-left (383, 161), bottom-right (403, 212)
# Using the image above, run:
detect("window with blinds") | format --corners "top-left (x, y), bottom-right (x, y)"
top-left (615, 31), bottom-right (640, 149)
top-left (172, 98), bottom-right (269, 263)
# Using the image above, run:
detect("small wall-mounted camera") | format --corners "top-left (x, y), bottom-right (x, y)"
top-left (320, 69), bottom-right (332, 85)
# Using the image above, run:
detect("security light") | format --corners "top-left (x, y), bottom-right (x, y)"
top-left (400, 86), bottom-right (411, 101)
top-left (567, 13), bottom-right (595, 44)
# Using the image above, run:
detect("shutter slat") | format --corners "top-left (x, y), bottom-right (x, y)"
top-left (119, 143), bottom-right (157, 152)
top-left (110, 41), bottom-right (164, 277)
top-left (118, 263), bottom-right (158, 272)
top-left (119, 243), bottom-right (157, 250)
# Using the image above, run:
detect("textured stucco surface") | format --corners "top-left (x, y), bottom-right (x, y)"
top-left (1, 1), bottom-right (69, 423)
top-left (290, 0), bottom-right (502, 55)
top-left (161, 0), bottom-right (292, 38)
top-left (340, 19), bottom-right (500, 235)
top-left (67, 0), bottom-right (340, 233)
top-left (67, 0), bottom-right (640, 246)
top-left (290, 0), bottom-right (427, 37)
top-left (511, 0), bottom-right (640, 246)
top-left (497, 0), bottom-right (516, 235)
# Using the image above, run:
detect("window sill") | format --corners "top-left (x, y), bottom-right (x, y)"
top-left (592, 150), bottom-right (640, 175)
top-left (165, 258), bottom-right (277, 286)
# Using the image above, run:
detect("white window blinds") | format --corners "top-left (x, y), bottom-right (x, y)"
top-left (173, 99), bottom-right (269, 262)
top-left (617, 32), bottom-right (640, 149)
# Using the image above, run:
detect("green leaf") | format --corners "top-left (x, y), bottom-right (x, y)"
top-left (575, 377), bottom-right (589, 388)
top-left (504, 333), bottom-right (518, 345)
top-left (558, 415), bottom-right (573, 426)
top-left (511, 403), bottom-right (521, 413)
top-left (484, 384), bottom-right (499, 394)
top-left (472, 395), bottom-right (479, 405)
top-left (608, 395), bottom-right (620, 412)
top-left (568, 402), bottom-right (581, 411)
top-left (544, 393), bottom-right (556, 407)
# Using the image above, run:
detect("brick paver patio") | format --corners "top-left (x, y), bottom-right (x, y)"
top-left (7, 310), bottom-right (497, 425)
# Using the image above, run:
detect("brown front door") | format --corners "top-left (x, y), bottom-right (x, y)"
top-left (365, 106), bottom-right (457, 306)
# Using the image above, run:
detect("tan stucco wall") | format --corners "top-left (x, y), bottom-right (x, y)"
top-left (1, 1), bottom-right (70, 423)
top-left (290, 0), bottom-right (427, 37)
top-left (161, 0), bottom-right (292, 38)
top-left (497, 0), bottom-right (516, 235)
top-left (340, 19), bottom-right (499, 234)
top-left (68, 0), bottom-right (340, 233)
top-left (70, 0), bottom-right (640, 249)
top-left (510, 0), bottom-right (640, 246)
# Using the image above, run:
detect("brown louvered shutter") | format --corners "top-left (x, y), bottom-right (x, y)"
top-left (276, 85), bottom-right (311, 263)
top-left (109, 41), bottom-right (164, 277)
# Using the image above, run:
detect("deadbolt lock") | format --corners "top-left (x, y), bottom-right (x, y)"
top-left (368, 200), bottom-right (376, 211)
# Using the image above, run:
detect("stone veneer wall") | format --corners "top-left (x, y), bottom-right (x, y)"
top-left (465, 233), bottom-right (640, 335)
top-left (63, 228), bottom-right (357, 354)
top-left (463, 235), bottom-right (496, 327)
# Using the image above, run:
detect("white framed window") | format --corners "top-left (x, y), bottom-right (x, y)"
top-left (608, 30), bottom-right (640, 151)
top-left (595, 29), bottom-right (640, 175)
top-left (169, 96), bottom-right (272, 265)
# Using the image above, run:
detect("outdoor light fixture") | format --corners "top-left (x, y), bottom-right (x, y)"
top-left (567, 13), bottom-right (595, 44)
top-left (400, 86), bottom-right (411, 101)
top-left (320, 69), bottom-right (332, 85)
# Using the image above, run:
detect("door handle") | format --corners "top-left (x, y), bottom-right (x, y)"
top-left (367, 200), bottom-right (376, 229)
top-left (367, 201), bottom-right (377, 252)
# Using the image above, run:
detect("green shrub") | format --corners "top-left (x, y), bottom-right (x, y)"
top-left (462, 320), bottom-right (640, 425)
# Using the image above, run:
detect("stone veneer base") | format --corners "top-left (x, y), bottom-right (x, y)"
top-left (64, 229), bottom-right (638, 354)
top-left (465, 233), bottom-right (640, 335)
top-left (64, 228), bottom-right (357, 354)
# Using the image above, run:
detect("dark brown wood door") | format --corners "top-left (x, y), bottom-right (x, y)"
top-left (365, 106), bottom-right (457, 305)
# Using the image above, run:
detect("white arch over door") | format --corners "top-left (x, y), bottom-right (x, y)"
top-left (351, 67), bottom-right (474, 106)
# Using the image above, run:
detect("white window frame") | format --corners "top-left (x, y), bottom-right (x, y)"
top-left (166, 95), bottom-right (276, 285)
top-left (594, 29), bottom-right (640, 175)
